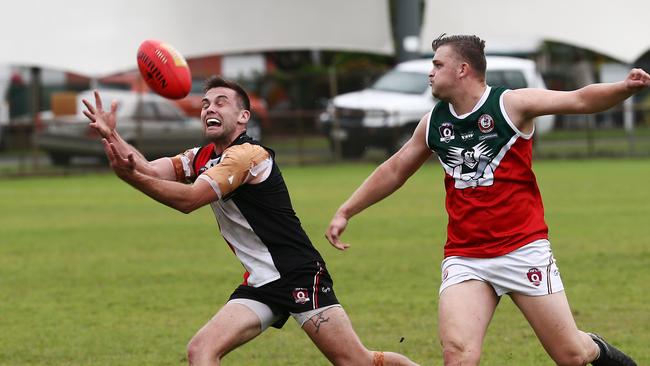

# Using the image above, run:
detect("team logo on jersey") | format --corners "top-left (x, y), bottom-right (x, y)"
top-left (477, 114), bottom-right (494, 133)
top-left (439, 122), bottom-right (455, 143)
top-left (445, 141), bottom-right (494, 188)
top-left (292, 288), bottom-right (311, 304)
top-left (526, 268), bottom-right (543, 286)
top-left (198, 157), bottom-right (220, 175)
top-left (461, 148), bottom-right (480, 169)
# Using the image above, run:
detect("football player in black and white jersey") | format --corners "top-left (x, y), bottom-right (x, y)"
top-left (82, 77), bottom-right (418, 366)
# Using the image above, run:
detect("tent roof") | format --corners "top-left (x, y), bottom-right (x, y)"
top-left (1, 0), bottom-right (394, 76)
top-left (420, 0), bottom-right (650, 64)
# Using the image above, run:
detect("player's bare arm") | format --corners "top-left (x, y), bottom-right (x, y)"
top-left (102, 139), bottom-right (217, 213)
top-left (104, 140), bottom-right (270, 213)
top-left (325, 114), bottom-right (432, 250)
top-left (504, 68), bottom-right (650, 133)
top-left (82, 90), bottom-right (176, 180)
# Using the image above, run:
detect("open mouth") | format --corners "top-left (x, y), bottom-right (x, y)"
top-left (206, 118), bottom-right (222, 127)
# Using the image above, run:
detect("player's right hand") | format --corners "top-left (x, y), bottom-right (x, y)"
top-left (325, 214), bottom-right (351, 251)
top-left (625, 68), bottom-right (650, 91)
top-left (102, 138), bottom-right (135, 178)
top-left (82, 90), bottom-right (118, 139)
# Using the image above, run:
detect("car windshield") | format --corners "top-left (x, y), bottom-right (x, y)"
top-left (370, 70), bottom-right (429, 94)
top-left (486, 70), bottom-right (528, 89)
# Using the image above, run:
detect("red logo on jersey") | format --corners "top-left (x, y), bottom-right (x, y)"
top-left (526, 268), bottom-right (543, 286)
top-left (478, 114), bottom-right (494, 133)
top-left (292, 288), bottom-right (310, 304)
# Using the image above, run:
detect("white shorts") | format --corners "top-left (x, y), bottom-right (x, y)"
top-left (228, 298), bottom-right (342, 331)
top-left (440, 239), bottom-right (564, 297)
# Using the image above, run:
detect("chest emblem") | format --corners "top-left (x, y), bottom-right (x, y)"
top-left (478, 114), bottom-right (494, 133)
top-left (446, 141), bottom-right (494, 189)
top-left (198, 157), bottom-right (221, 175)
top-left (439, 122), bottom-right (455, 143)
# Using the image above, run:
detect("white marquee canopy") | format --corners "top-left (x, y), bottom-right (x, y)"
top-left (0, 0), bottom-right (394, 76)
top-left (420, 0), bottom-right (650, 64)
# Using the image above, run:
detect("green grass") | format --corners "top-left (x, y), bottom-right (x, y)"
top-left (1, 159), bottom-right (649, 365)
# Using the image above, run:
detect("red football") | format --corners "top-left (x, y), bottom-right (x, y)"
top-left (136, 39), bottom-right (191, 99)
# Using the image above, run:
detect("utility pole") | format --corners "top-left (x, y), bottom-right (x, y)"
top-left (394, 0), bottom-right (422, 63)
top-left (30, 66), bottom-right (41, 171)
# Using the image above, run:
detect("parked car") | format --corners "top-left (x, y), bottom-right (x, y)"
top-left (318, 56), bottom-right (555, 158)
top-left (36, 89), bottom-right (205, 166)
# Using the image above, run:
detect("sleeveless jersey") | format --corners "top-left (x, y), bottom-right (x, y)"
top-left (426, 86), bottom-right (548, 258)
top-left (175, 133), bottom-right (324, 287)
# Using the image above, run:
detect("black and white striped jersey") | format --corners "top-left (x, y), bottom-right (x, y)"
top-left (171, 133), bottom-right (324, 287)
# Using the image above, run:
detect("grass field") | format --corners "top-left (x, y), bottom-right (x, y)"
top-left (1, 159), bottom-right (649, 365)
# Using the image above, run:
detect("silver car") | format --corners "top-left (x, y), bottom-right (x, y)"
top-left (36, 90), bottom-right (206, 165)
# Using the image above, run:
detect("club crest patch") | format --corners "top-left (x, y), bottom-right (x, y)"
top-left (526, 268), bottom-right (543, 287)
top-left (477, 114), bottom-right (494, 133)
top-left (292, 288), bottom-right (310, 304)
top-left (439, 122), bottom-right (455, 143)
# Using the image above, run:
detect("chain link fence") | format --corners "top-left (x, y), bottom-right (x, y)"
top-left (2, 69), bottom-right (650, 177)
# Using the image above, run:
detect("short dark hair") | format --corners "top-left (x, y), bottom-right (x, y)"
top-left (203, 75), bottom-right (251, 111)
top-left (432, 34), bottom-right (486, 77)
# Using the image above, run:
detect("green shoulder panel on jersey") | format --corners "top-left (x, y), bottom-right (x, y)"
top-left (427, 86), bottom-right (517, 170)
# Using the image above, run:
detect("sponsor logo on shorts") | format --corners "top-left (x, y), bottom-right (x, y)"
top-left (527, 268), bottom-right (543, 286)
top-left (442, 269), bottom-right (449, 281)
top-left (321, 286), bottom-right (332, 293)
top-left (292, 288), bottom-right (310, 304)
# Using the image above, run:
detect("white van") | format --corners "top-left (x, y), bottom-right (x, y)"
top-left (319, 56), bottom-right (554, 157)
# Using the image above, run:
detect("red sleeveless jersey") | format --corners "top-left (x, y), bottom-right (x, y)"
top-left (426, 87), bottom-right (548, 258)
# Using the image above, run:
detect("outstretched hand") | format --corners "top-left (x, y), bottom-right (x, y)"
top-left (325, 214), bottom-right (351, 251)
top-left (82, 90), bottom-right (118, 138)
top-left (625, 68), bottom-right (650, 91)
top-left (102, 138), bottom-right (135, 179)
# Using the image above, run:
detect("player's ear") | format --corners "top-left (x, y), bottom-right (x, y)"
top-left (238, 109), bottom-right (250, 123)
top-left (458, 62), bottom-right (470, 78)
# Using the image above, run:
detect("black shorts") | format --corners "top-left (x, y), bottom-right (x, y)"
top-left (229, 261), bottom-right (340, 329)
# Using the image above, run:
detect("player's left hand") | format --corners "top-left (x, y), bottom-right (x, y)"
top-left (625, 68), bottom-right (650, 91)
top-left (102, 138), bottom-right (135, 178)
top-left (82, 90), bottom-right (118, 139)
top-left (325, 214), bottom-right (351, 251)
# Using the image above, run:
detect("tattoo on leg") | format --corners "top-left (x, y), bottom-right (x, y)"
top-left (308, 311), bottom-right (331, 333)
